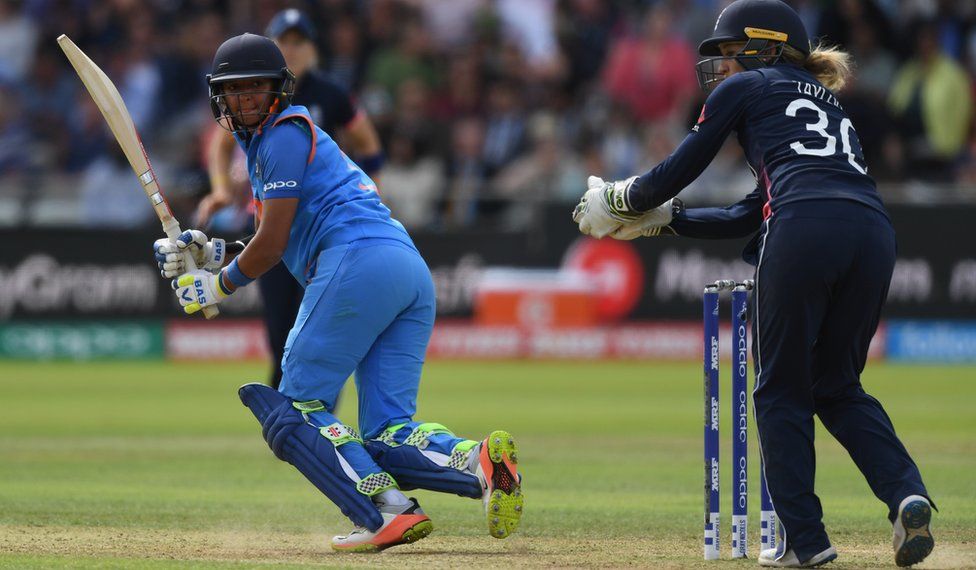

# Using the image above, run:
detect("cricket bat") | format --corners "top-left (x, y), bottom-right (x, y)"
top-left (57, 34), bottom-right (219, 319)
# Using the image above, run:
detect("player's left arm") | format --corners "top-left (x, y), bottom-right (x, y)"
top-left (667, 186), bottom-right (765, 238)
top-left (573, 73), bottom-right (765, 237)
top-left (227, 197), bottom-right (297, 288)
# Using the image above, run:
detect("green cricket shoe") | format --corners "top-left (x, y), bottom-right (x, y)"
top-left (477, 430), bottom-right (523, 539)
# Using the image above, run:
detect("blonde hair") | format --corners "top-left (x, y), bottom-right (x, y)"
top-left (782, 42), bottom-right (853, 92)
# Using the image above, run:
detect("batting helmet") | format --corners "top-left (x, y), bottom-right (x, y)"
top-left (207, 33), bottom-right (296, 133)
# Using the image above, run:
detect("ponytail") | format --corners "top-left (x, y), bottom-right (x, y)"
top-left (782, 42), bottom-right (853, 92)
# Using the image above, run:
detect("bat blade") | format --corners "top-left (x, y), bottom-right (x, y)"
top-left (58, 34), bottom-right (219, 319)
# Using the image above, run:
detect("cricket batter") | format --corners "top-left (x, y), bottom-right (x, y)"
top-left (573, 0), bottom-right (933, 566)
top-left (153, 33), bottom-right (522, 551)
top-left (196, 9), bottom-right (385, 390)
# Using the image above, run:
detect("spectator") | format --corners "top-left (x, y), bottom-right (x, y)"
top-left (842, 20), bottom-right (900, 178)
top-left (153, 10), bottom-right (224, 136)
top-left (496, 0), bottom-right (564, 80)
top-left (410, 0), bottom-right (487, 54)
top-left (64, 91), bottom-right (110, 173)
top-left (429, 51), bottom-right (484, 122)
top-left (601, 3), bottom-right (697, 125)
top-left (117, 11), bottom-right (161, 132)
top-left (365, 16), bottom-right (438, 99)
top-left (847, 20), bottom-right (898, 100)
top-left (79, 145), bottom-right (153, 228)
top-left (0, 83), bottom-right (31, 176)
top-left (889, 21), bottom-right (973, 181)
top-left (558, 0), bottom-right (618, 90)
top-left (382, 127), bottom-right (445, 229)
top-left (600, 104), bottom-right (642, 181)
top-left (481, 79), bottom-right (527, 176)
top-left (494, 112), bottom-right (585, 209)
top-left (0, 1), bottom-right (38, 81)
top-left (25, 45), bottom-right (76, 171)
top-left (322, 14), bottom-right (367, 91)
top-left (444, 116), bottom-right (488, 227)
top-left (817, 0), bottom-right (896, 54)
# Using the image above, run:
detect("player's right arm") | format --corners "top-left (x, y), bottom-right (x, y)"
top-left (196, 129), bottom-right (239, 225)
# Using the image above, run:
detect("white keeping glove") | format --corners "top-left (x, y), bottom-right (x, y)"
top-left (572, 175), bottom-right (642, 238)
top-left (173, 269), bottom-right (232, 315)
top-left (153, 229), bottom-right (226, 279)
top-left (609, 198), bottom-right (678, 240)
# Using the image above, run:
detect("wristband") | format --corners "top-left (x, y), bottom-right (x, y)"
top-left (225, 258), bottom-right (255, 288)
top-left (216, 272), bottom-right (234, 297)
top-left (357, 152), bottom-right (385, 175)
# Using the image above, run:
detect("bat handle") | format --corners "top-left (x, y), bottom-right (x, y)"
top-left (164, 222), bottom-right (220, 320)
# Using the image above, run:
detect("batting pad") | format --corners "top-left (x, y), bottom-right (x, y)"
top-left (238, 383), bottom-right (385, 531)
top-left (366, 422), bottom-right (483, 499)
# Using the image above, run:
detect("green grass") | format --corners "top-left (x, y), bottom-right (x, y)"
top-left (0, 361), bottom-right (973, 568)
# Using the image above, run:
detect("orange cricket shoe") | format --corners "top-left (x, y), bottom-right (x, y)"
top-left (331, 498), bottom-right (433, 553)
top-left (477, 430), bottom-right (523, 539)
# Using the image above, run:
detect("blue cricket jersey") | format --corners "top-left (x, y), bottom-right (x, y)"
top-left (237, 105), bottom-right (413, 283)
top-left (628, 64), bottom-right (888, 239)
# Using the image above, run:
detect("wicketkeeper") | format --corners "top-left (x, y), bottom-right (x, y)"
top-left (574, 0), bottom-right (933, 567)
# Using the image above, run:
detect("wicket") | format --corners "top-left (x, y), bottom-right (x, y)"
top-left (703, 279), bottom-right (777, 560)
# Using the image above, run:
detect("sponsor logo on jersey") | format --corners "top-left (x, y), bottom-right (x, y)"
top-left (263, 180), bottom-right (298, 192)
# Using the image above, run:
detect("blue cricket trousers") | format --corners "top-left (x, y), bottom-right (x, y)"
top-left (277, 237), bottom-right (435, 440)
top-left (752, 200), bottom-right (929, 561)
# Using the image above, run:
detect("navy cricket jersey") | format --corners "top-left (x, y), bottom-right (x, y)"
top-left (629, 64), bottom-right (887, 238)
top-left (291, 69), bottom-right (358, 139)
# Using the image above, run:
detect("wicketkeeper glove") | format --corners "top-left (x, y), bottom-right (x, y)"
top-left (572, 175), bottom-right (642, 238)
top-left (173, 269), bottom-right (233, 315)
top-left (608, 198), bottom-right (682, 240)
top-left (153, 229), bottom-right (226, 279)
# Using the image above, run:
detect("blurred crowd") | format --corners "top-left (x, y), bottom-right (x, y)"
top-left (1, 0), bottom-right (975, 231)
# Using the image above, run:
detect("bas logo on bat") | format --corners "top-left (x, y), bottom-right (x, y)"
top-left (264, 180), bottom-right (298, 191)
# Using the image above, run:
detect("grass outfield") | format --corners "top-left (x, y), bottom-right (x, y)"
top-left (0, 360), bottom-right (973, 569)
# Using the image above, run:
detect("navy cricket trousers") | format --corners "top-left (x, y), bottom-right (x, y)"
top-left (752, 200), bottom-right (928, 561)
top-left (258, 261), bottom-right (304, 389)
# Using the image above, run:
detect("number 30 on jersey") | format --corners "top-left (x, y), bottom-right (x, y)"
top-left (785, 98), bottom-right (867, 175)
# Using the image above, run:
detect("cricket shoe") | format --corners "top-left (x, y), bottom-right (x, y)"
top-left (758, 546), bottom-right (837, 568)
top-left (331, 498), bottom-right (433, 553)
top-left (893, 495), bottom-right (934, 567)
top-left (476, 430), bottom-right (523, 539)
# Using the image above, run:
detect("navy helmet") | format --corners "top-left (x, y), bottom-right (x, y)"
top-left (207, 33), bottom-right (296, 133)
top-left (695, 0), bottom-right (810, 91)
top-left (266, 9), bottom-right (317, 42)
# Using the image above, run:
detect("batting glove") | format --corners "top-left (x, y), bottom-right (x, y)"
top-left (153, 229), bottom-right (226, 278)
top-left (173, 269), bottom-right (232, 315)
top-left (609, 198), bottom-right (680, 240)
top-left (572, 175), bottom-right (642, 238)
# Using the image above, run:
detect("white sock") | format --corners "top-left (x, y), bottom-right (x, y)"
top-left (374, 489), bottom-right (410, 508)
top-left (465, 443), bottom-right (482, 474)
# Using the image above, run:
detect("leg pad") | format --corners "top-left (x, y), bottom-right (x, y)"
top-left (239, 383), bottom-right (385, 530)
